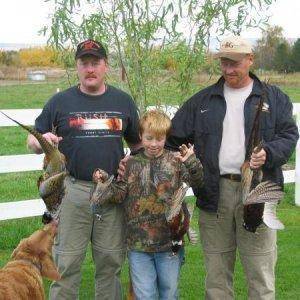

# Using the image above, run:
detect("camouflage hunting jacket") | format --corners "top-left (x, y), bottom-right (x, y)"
top-left (93, 149), bottom-right (203, 252)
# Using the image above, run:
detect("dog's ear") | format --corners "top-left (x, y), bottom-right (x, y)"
top-left (40, 254), bottom-right (61, 281)
top-left (11, 239), bottom-right (27, 259)
top-left (11, 245), bottom-right (19, 259)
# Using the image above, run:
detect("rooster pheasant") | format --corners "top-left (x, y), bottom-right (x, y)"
top-left (0, 111), bottom-right (66, 223)
top-left (241, 91), bottom-right (284, 233)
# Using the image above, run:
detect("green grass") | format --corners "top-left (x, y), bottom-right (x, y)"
top-left (0, 171), bottom-right (41, 203)
top-left (0, 81), bottom-right (70, 108)
top-left (1, 76), bottom-right (300, 299)
top-left (0, 202), bottom-right (299, 299)
top-left (282, 183), bottom-right (296, 207)
top-left (280, 86), bottom-right (300, 103)
top-left (0, 80), bottom-right (299, 157)
top-left (0, 72), bottom-right (300, 109)
top-left (0, 127), bottom-right (29, 155)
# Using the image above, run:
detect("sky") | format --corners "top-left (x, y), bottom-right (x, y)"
top-left (0, 0), bottom-right (299, 45)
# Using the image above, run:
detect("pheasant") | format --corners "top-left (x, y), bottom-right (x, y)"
top-left (0, 111), bottom-right (66, 223)
top-left (240, 92), bottom-right (284, 233)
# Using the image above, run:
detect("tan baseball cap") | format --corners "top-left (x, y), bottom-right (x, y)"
top-left (214, 36), bottom-right (253, 61)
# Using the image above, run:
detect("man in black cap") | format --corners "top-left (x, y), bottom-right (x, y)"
top-left (27, 39), bottom-right (140, 299)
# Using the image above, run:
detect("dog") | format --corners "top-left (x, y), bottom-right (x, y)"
top-left (0, 222), bottom-right (61, 300)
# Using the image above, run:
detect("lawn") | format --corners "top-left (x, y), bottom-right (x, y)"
top-left (0, 200), bottom-right (299, 299)
top-left (0, 81), bottom-right (69, 109)
top-left (281, 86), bottom-right (300, 102)
top-left (0, 74), bottom-right (300, 299)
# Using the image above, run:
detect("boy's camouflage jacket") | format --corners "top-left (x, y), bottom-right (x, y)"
top-left (91, 149), bottom-right (203, 252)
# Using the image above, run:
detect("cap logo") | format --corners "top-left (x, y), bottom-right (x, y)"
top-left (223, 42), bottom-right (234, 48)
top-left (81, 40), bottom-right (99, 50)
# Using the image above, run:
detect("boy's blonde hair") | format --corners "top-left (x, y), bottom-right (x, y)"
top-left (139, 110), bottom-right (171, 137)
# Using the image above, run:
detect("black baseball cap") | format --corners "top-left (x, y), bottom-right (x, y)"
top-left (75, 39), bottom-right (107, 59)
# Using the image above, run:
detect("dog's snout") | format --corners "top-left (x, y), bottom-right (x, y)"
top-left (44, 221), bottom-right (58, 237)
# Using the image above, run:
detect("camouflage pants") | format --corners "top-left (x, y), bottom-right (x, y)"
top-left (198, 178), bottom-right (277, 300)
top-left (49, 176), bottom-right (125, 300)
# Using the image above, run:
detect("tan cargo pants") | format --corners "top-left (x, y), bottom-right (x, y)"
top-left (198, 178), bottom-right (277, 300)
top-left (49, 176), bottom-right (125, 300)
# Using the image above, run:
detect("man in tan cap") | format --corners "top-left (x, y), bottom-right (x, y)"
top-left (166, 36), bottom-right (298, 299)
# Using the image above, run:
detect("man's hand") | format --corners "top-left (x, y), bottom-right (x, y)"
top-left (42, 132), bottom-right (63, 146)
top-left (250, 147), bottom-right (266, 169)
top-left (117, 143), bottom-right (142, 181)
top-left (27, 132), bottom-right (62, 154)
top-left (174, 143), bottom-right (194, 162)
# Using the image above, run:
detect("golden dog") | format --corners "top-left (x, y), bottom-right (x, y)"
top-left (0, 222), bottom-right (61, 300)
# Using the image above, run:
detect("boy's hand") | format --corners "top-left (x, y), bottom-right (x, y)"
top-left (175, 143), bottom-right (194, 162)
top-left (93, 169), bottom-right (109, 183)
top-left (117, 156), bottom-right (130, 181)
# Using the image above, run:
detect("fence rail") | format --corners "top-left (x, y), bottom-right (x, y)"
top-left (1, 107), bottom-right (299, 221)
top-left (0, 109), bottom-right (41, 126)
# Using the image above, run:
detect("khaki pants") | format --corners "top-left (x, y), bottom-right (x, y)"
top-left (199, 178), bottom-right (277, 300)
top-left (49, 176), bottom-right (125, 300)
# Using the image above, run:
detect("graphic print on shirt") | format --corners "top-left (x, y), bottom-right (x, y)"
top-left (68, 111), bottom-right (123, 138)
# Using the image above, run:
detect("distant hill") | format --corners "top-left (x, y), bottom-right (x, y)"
top-left (0, 43), bottom-right (45, 51)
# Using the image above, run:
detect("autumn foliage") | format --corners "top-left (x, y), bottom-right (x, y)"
top-left (19, 47), bottom-right (59, 67)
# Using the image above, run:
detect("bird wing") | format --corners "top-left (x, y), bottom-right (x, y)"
top-left (165, 184), bottom-right (189, 222)
top-left (90, 175), bottom-right (114, 205)
top-left (244, 181), bottom-right (284, 205)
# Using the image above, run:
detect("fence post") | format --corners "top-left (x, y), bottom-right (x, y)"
top-left (295, 112), bottom-right (300, 206)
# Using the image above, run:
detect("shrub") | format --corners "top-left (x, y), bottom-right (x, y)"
top-left (0, 50), bottom-right (21, 66)
top-left (19, 47), bottom-right (59, 67)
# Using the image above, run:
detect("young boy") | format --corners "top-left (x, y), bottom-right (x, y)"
top-left (90, 110), bottom-right (203, 299)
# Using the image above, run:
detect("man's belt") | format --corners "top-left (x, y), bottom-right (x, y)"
top-left (220, 174), bottom-right (241, 182)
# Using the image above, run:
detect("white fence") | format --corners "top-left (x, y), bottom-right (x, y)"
top-left (1, 107), bottom-right (299, 221)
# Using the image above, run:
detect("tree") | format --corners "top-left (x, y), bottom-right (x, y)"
top-left (273, 41), bottom-right (292, 73)
top-left (254, 25), bottom-right (285, 71)
top-left (291, 39), bottom-right (300, 72)
top-left (0, 50), bottom-right (20, 66)
top-left (43, 0), bottom-right (274, 112)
